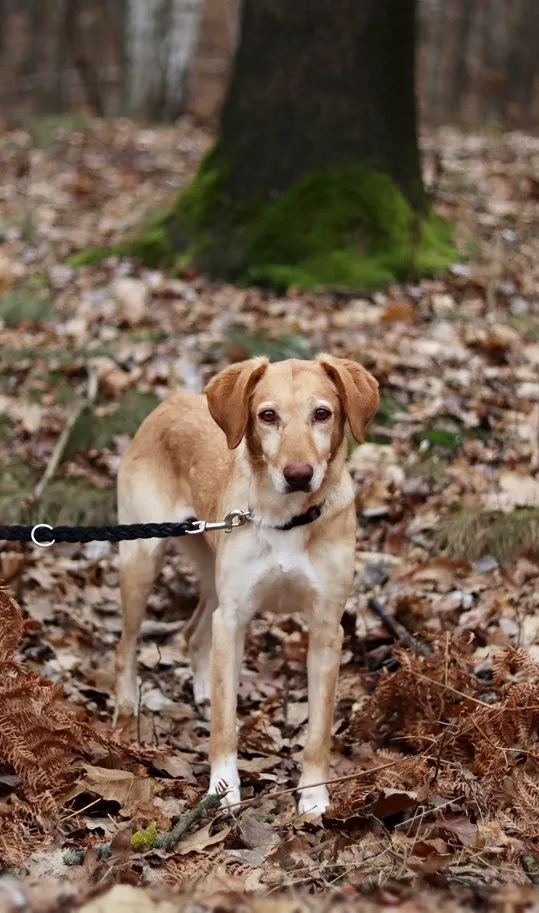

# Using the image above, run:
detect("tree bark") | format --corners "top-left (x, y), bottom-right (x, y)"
top-left (218, 0), bottom-right (423, 209)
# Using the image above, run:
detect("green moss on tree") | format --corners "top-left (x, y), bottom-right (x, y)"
top-left (123, 148), bottom-right (456, 291)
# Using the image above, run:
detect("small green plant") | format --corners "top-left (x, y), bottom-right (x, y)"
top-left (28, 114), bottom-right (94, 150)
top-left (0, 280), bottom-right (55, 327)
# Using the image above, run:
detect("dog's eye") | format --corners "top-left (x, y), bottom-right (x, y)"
top-left (314, 407), bottom-right (331, 422)
top-left (259, 409), bottom-right (278, 424)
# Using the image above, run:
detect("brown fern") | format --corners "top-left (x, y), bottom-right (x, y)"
top-left (349, 634), bottom-right (539, 840)
top-left (0, 588), bottom-right (153, 818)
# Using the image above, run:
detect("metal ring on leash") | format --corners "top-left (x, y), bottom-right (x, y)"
top-left (30, 524), bottom-right (55, 548)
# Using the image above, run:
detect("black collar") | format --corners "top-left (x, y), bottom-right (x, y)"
top-left (275, 502), bottom-right (324, 531)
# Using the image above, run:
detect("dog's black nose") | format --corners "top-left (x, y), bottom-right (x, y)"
top-left (283, 463), bottom-right (314, 490)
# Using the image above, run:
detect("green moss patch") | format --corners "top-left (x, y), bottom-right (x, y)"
top-left (0, 390), bottom-right (158, 526)
top-left (123, 149), bottom-right (457, 292)
top-left (242, 170), bottom-right (455, 291)
top-left (35, 479), bottom-right (115, 526)
top-left (0, 279), bottom-right (55, 326)
top-left (67, 390), bottom-right (160, 457)
top-left (0, 460), bottom-right (115, 526)
top-left (225, 330), bottom-right (312, 363)
top-left (28, 114), bottom-right (94, 150)
top-left (67, 245), bottom-right (123, 268)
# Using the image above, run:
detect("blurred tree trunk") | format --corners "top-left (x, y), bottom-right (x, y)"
top-left (124, 0), bottom-right (203, 120)
top-left (506, 0), bottom-right (539, 119)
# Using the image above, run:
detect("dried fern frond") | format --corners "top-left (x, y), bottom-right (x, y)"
top-left (0, 588), bottom-right (152, 816)
top-left (350, 634), bottom-right (539, 839)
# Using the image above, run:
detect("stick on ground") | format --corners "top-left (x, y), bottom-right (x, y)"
top-left (367, 596), bottom-right (432, 657)
top-left (32, 367), bottom-right (98, 504)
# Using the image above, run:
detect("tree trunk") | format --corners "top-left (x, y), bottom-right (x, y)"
top-left (219, 0), bottom-right (423, 208)
top-left (123, 0), bottom-right (202, 120)
top-left (130, 0), bottom-right (455, 290)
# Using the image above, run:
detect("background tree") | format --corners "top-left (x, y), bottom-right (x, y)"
top-left (130, 0), bottom-right (455, 290)
top-left (2, 1), bottom-right (538, 131)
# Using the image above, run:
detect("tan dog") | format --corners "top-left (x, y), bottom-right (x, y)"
top-left (114, 355), bottom-right (378, 815)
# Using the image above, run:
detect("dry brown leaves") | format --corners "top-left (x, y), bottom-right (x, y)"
top-left (0, 587), bottom-right (157, 865)
top-left (1, 119), bottom-right (539, 908)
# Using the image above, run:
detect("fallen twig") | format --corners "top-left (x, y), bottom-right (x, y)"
top-left (32, 367), bottom-right (98, 504)
top-left (367, 597), bottom-right (432, 656)
top-left (156, 792), bottom-right (223, 849)
top-left (408, 669), bottom-right (491, 708)
top-left (64, 791), bottom-right (224, 865)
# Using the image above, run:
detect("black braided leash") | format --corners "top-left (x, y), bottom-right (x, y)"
top-left (0, 503), bottom-right (324, 548)
top-left (0, 521), bottom-right (199, 547)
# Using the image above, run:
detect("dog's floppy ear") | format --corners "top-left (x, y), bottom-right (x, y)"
top-left (205, 357), bottom-right (269, 449)
top-left (317, 354), bottom-right (379, 443)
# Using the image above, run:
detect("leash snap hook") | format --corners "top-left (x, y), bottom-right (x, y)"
top-left (185, 509), bottom-right (251, 535)
top-left (223, 509), bottom-right (252, 533)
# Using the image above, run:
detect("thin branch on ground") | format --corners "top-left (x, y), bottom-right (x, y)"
top-left (32, 367), bottom-right (98, 504)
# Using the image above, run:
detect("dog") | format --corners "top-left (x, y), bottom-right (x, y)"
top-left (114, 354), bottom-right (379, 815)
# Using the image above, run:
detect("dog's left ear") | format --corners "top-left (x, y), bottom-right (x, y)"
top-left (205, 357), bottom-right (269, 449)
top-left (317, 354), bottom-right (379, 442)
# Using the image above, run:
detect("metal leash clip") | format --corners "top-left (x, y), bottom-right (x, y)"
top-left (30, 524), bottom-right (56, 548)
top-left (185, 508), bottom-right (252, 536)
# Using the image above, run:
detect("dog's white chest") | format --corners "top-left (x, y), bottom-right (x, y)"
top-left (220, 525), bottom-right (319, 619)
top-left (259, 526), bottom-right (313, 575)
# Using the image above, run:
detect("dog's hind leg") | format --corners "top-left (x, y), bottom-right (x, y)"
top-left (114, 537), bottom-right (166, 726)
top-left (114, 468), bottom-right (173, 727)
top-left (180, 535), bottom-right (217, 712)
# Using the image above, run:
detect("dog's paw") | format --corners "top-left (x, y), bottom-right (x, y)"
top-left (112, 695), bottom-right (138, 733)
top-left (209, 757), bottom-right (241, 808)
top-left (297, 786), bottom-right (330, 818)
top-left (210, 782), bottom-right (241, 808)
top-left (112, 709), bottom-right (138, 740)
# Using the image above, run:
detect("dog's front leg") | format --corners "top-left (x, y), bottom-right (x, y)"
top-left (298, 615), bottom-right (344, 816)
top-left (208, 604), bottom-right (245, 806)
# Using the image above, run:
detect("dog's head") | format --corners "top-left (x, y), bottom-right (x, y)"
top-left (205, 354), bottom-right (379, 495)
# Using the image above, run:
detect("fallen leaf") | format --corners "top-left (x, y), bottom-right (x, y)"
top-left (0, 253), bottom-right (14, 294)
top-left (73, 765), bottom-right (159, 810)
top-left (0, 395), bottom-right (43, 433)
top-left (412, 837), bottom-right (451, 857)
top-left (176, 821), bottom-right (231, 855)
top-left (100, 367), bottom-right (134, 398)
top-left (380, 299), bottom-right (416, 324)
top-left (141, 689), bottom-right (175, 712)
top-left (371, 787), bottom-right (421, 819)
top-left (154, 754), bottom-right (196, 783)
top-left (438, 815), bottom-right (478, 847)
top-left (484, 471), bottom-right (539, 511)
top-left (238, 810), bottom-right (279, 854)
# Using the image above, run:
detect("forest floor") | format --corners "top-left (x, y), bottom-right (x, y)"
top-left (0, 116), bottom-right (539, 913)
